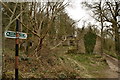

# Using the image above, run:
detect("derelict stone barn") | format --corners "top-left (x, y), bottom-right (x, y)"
top-left (62, 35), bottom-right (76, 46)
top-left (63, 31), bottom-right (102, 54)
top-left (78, 32), bottom-right (102, 54)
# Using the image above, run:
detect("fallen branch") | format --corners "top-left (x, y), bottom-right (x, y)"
top-left (50, 37), bottom-right (67, 50)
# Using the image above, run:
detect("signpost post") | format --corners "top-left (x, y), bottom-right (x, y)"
top-left (4, 19), bottom-right (27, 80)
top-left (15, 19), bottom-right (19, 80)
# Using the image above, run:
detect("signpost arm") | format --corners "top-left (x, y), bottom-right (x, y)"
top-left (15, 19), bottom-right (19, 80)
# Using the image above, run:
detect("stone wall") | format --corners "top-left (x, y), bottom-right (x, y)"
top-left (62, 34), bottom-right (102, 54)
top-left (93, 36), bottom-right (101, 54)
top-left (78, 35), bottom-right (101, 54)
top-left (78, 38), bottom-right (86, 53)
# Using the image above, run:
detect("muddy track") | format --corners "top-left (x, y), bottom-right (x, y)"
top-left (55, 47), bottom-right (119, 78)
top-left (103, 53), bottom-right (119, 72)
top-left (103, 53), bottom-right (120, 78)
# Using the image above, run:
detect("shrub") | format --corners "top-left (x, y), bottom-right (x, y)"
top-left (84, 32), bottom-right (97, 54)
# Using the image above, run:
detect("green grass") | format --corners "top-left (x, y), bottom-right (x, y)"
top-left (104, 50), bottom-right (119, 59)
top-left (69, 54), bottom-right (100, 63)
top-left (68, 53), bottom-right (108, 77)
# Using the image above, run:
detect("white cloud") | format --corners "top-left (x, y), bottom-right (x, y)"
top-left (65, 0), bottom-right (94, 28)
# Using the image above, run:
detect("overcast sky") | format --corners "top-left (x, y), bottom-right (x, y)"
top-left (65, 0), bottom-right (120, 28)
top-left (65, 0), bottom-right (96, 28)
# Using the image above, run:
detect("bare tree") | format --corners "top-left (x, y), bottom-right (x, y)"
top-left (103, 1), bottom-right (120, 55)
top-left (81, 0), bottom-right (105, 54)
top-left (1, 1), bottom-right (72, 57)
top-left (82, 0), bottom-right (120, 55)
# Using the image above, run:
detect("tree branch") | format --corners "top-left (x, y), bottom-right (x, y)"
top-left (5, 11), bottom-right (24, 31)
top-left (50, 36), bottom-right (66, 50)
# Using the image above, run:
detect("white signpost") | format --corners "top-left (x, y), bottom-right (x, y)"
top-left (4, 19), bottom-right (28, 80)
top-left (5, 30), bottom-right (27, 80)
top-left (5, 31), bottom-right (27, 39)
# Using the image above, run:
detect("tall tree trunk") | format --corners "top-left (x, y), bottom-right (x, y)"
top-left (100, 4), bottom-right (104, 55)
top-left (19, 3), bottom-right (23, 50)
top-left (118, 26), bottom-right (120, 56)
top-left (36, 38), bottom-right (43, 56)
top-left (114, 23), bottom-right (119, 56)
top-left (20, 3), bottom-right (23, 32)
top-left (100, 17), bottom-right (104, 55)
top-left (25, 24), bottom-right (29, 54)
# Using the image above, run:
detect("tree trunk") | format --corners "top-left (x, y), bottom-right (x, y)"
top-left (36, 38), bottom-right (43, 55)
top-left (19, 3), bottom-right (23, 50)
top-left (25, 29), bottom-right (29, 54)
top-left (100, 23), bottom-right (104, 55)
top-left (20, 3), bottom-right (23, 32)
top-left (100, 9), bottom-right (104, 55)
top-left (114, 23), bottom-right (120, 56)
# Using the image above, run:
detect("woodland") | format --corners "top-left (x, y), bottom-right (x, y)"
top-left (1, 0), bottom-right (120, 79)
